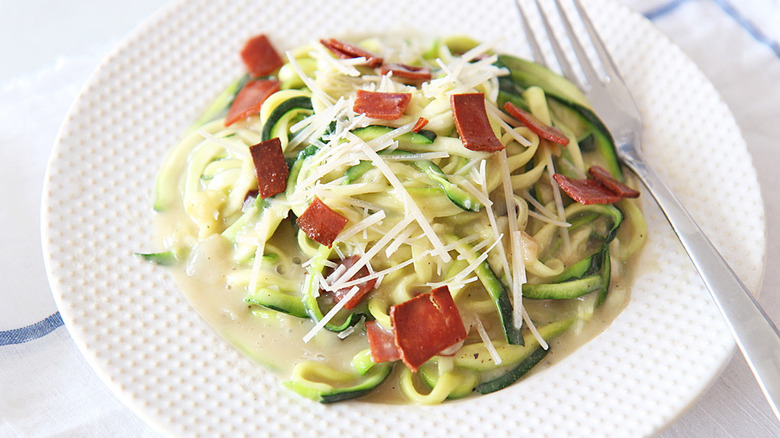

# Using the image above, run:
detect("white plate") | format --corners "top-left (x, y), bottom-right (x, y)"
top-left (41, 0), bottom-right (765, 436)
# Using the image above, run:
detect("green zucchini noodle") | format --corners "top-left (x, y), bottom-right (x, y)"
top-left (148, 34), bottom-right (646, 404)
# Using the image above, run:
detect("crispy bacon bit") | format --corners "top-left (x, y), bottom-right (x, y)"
top-left (553, 173), bottom-right (622, 205)
top-left (504, 102), bottom-right (570, 146)
top-left (390, 286), bottom-right (467, 372)
top-left (411, 117), bottom-right (429, 133)
top-left (353, 90), bottom-right (412, 120)
top-left (451, 93), bottom-right (505, 152)
top-left (240, 34), bottom-right (284, 77)
top-left (242, 189), bottom-right (259, 210)
top-left (324, 255), bottom-right (378, 309)
top-left (296, 197), bottom-right (348, 247)
top-left (320, 38), bottom-right (383, 68)
top-left (249, 138), bottom-right (288, 199)
top-left (588, 165), bottom-right (640, 198)
top-left (225, 79), bottom-right (281, 126)
top-left (366, 320), bottom-right (401, 363)
top-left (379, 63), bottom-right (432, 82)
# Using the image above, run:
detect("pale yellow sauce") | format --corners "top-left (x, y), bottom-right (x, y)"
top-left (154, 203), bottom-right (638, 402)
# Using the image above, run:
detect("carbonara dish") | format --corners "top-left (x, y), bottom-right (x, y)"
top-left (141, 33), bottom-right (646, 404)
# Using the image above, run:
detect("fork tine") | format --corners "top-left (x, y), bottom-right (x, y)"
top-left (549, 0), bottom-right (602, 89)
top-left (513, 0), bottom-right (546, 64)
top-left (571, 0), bottom-right (621, 81)
top-left (535, 0), bottom-right (585, 91)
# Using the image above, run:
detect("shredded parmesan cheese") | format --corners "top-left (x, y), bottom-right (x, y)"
top-left (338, 210), bottom-right (386, 241)
top-left (496, 149), bottom-right (527, 329)
top-left (469, 313), bottom-right (502, 365)
top-left (352, 138), bottom-right (451, 263)
top-left (325, 216), bottom-right (414, 293)
top-left (303, 285), bottom-right (360, 343)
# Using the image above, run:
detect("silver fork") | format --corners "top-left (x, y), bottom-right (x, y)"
top-left (514, 0), bottom-right (780, 419)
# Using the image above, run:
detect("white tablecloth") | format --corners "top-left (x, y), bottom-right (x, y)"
top-left (1, 0), bottom-right (778, 436)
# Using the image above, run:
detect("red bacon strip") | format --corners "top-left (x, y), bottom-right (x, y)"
top-left (588, 165), bottom-right (640, 198)
top-left (249, 138), bottom-right (288, 199)
top-left (325, 255), bottom-right (378, 310)
top-left (225, 79), bottom-right (281, 126)
top-left (411, 117), bottom-right (429, 133)
top-left (554, 165), bottom-right (641, 205)
top-left (451, 93), bottom-right (505, 152)
top-left (296, 197), bottom-right (348, 248)
top-left (366, 320), bottom-right (401, 364)
top-left (320, 38), bottom-right (383, 68)
top-left (504, 102), bottom-right (569, 146)
top-left (553, 173), bottom-right (622, 205)
top-left (353, 90), bottom-right (412, 120)
top-left (379, 63), bottom-right (432, 82)
top-left (240, 34), bottom-right (284, 77)
top-left (390, 286), bottom-right (467, 372)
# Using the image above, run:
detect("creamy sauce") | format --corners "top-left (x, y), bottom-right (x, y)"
top-left (154, 201), bottom-right (639, 402)
top-left (148, 35), bottom-right (647, 403)
top-left (156, 212), bottom-right (369, 376)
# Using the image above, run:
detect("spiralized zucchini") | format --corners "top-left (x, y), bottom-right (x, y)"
top-left (149, 35), bottom-right (645, 404)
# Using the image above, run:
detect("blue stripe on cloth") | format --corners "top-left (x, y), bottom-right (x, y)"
top-left (711, 0), bottom-right (780, 58)
top-left (643, 0), bottom-right (692, 20)
top-left (643, 0), bottom-right (780, 59)
top-left (0, 312), bottom-right (64, 346)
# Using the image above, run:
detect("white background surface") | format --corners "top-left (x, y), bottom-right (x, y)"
top-left (1, 0), bottom-right (778, 436)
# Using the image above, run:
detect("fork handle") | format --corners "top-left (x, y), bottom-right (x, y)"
top-left (625, 156), bottom-right (780, 420)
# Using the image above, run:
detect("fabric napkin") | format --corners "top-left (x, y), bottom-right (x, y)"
top-left (0, 49), bottom-right (160, 437)
top-left (1, 1), bottom-right (778, 436)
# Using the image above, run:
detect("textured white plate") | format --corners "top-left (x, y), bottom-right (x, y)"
top-left (41, 0), bottom-right (765, 436)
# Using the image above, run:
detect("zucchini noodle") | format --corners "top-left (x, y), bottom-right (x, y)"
top-left (147, 34), bottom-right (645, 404)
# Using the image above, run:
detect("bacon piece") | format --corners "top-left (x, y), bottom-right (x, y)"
top-left (353, 90), bottom-right (412, 120)
top-left (553, 173), bottom-right (622, 205)
top-left (451, 93), bottom-right (505, 152)
top-left (411, 117), bottom-right (429, 133)
top-left (242, 189), bottom-right (259, 210)
top-left (390, 286), bottom-right (467, 372)
top-left (296, 198), bottom-right (348, 247)
top-left (320, 38), bottom-right (383, 68)
top-left (588, 165), bottom-right (640, 198)
top-left (504, 102), bottom-right (569, 146)
top-left (366, 320), bottom-right (401, 363)
top-left (240, 34), bottom-right (284, 77)
top-left (324, 255), bottom-right (378, 310)
top-left (225, 79), bottom-right (281, 126)
top-left (249, 138), bottom-right (288, 199)
top-left (379, 63), bottom-right (432, 82)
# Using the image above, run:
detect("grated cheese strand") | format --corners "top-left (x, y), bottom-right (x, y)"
top-left (381, 151), bottom-right (450, 161)
top-left (285, 50), bottom-right (334, 106)
top-left (545, 151), bottom-right (571, 255)
top-left (195, 129), bottom-right (251, 159)
top-left (335, 234), bottom-right (481, 291)
top-left (338, 210), bottom-right (386, 241)
top-left (443, 235), bottom-right (504, 288)
top-left (469, 313), bottom-right (502, 365)
top-left (476, 159), bottom-right (512, 282)
top-left (337, 324), bottom-right (357, 339)
top-left (522, 306), bottom-right (549, 350)
top-left (303, 285), bottom-right (360, 343)
top-left (384, 226), bottom-right (414, 257)
top-left (496, 149), bottom-right (527, 329)
top-left (365, 121), bottom-right (417, 152)
top-left (353, 138), bottom-right (452, 263)
top-left (326, 215), bottom-right (415, 292)
top-left (528, 210), bottom-right (571, 227)
top-left (486, 104), bottom-right (533, 147)
top-left (288, 97), bottom-right (349, 150)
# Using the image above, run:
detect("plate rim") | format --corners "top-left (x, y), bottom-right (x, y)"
top-left (41, 0), bottom-right (767, 436)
